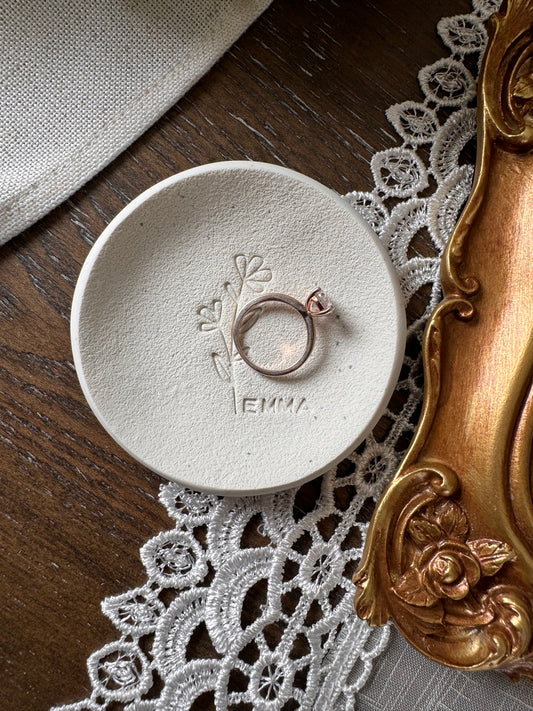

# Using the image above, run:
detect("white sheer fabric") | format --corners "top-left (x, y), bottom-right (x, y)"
top-left (358, 625), bottom-right (533, 711)
top-left (51, 0), bottom-right (533, 709)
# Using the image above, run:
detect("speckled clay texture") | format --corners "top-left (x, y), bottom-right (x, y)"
top-left (71, 161), bottom-right (405, 493)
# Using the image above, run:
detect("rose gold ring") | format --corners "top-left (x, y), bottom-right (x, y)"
top-left (232, 288), bottom-right (334, 377)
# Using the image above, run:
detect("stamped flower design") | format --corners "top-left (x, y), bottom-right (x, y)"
top-left (197, 300), bottom-right (222, 332)
top-left (197, 254), bottom-right (272, 413)
top-left (394, 499), bottom-right (515, 609)
top-left (234, 254), bottom-right (273, 292)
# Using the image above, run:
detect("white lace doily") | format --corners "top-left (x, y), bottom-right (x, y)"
top-left (52, 1), bottom-right (499, 708)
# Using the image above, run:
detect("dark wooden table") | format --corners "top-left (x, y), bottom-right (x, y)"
top-left (0, 0), bottom-right (472, 707)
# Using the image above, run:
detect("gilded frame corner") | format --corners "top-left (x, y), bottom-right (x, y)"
top-left (354, 0), bottom-right (533, 678)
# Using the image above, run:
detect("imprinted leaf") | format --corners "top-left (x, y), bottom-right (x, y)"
top-left (245, 255), bottom-right (264, 277)
top-left (235, 255), bottom-right (247, 279)
top-left (211, 353), bottom-right (231, 382)
top-left (224, 281), bottom-right (238, 303)
top-left (239, 306), bottom-right (262, 333)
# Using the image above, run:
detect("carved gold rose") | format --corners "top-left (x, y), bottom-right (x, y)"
top-left (394, 499), bottom-right (515, 609)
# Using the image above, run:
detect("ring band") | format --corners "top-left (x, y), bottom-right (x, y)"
top-left (232, 288), bottom-right (333, 377)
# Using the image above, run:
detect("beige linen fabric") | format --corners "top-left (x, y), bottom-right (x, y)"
top-left (0, 0), bottom-right (271, 244)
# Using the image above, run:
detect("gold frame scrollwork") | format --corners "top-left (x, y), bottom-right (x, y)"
top-left (354, 0), bottom-right (533, 678)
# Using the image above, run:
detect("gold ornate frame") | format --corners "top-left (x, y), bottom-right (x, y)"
top-left (354, 0), bottom-right (533, 678)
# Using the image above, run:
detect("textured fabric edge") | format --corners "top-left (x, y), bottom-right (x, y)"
top-left (0, 2), bottom-right (272, 245)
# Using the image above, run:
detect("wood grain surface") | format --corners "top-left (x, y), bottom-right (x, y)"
top-left (0, 0), bottom-right (471, 708)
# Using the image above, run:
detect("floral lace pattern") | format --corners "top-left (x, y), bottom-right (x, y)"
top-left (52, 2), bottom-right (499, 708)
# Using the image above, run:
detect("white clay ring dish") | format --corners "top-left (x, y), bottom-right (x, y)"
top-left (71, 161), bottom-right (406, 494)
